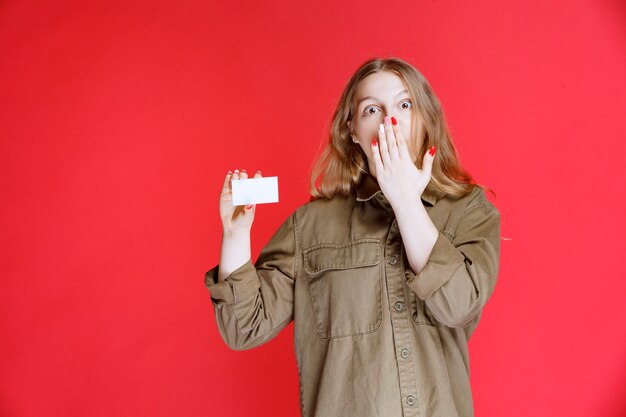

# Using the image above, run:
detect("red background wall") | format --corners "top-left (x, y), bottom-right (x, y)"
top-left (1, 1), bottom-right (625, 416)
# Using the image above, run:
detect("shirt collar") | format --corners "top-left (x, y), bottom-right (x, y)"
top-left (355, 173), bottom-right (438, 206)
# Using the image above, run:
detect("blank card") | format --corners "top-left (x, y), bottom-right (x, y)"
top-left (231, 176), bottom-right (279, 205)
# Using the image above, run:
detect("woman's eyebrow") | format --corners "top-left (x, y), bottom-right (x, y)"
top-left (356, 89), bottom-right (409, 107)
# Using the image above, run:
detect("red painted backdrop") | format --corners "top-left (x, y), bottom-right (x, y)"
top-left (1, 0), bottom-right (625, 416)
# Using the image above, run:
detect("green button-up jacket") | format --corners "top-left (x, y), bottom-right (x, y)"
top-left (205, 173), bottom-right (501, 417)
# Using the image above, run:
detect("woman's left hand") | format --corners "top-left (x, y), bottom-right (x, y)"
top-left (371, 116), bottom-right (436, 206)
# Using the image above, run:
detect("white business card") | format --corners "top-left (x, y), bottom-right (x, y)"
top-left (232, 176), bottom-right (279, 205)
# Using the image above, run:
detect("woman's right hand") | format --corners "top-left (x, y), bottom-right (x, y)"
top-left (219, 169), bottom-right (263, 235)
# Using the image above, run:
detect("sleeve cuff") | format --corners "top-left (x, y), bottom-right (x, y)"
top-left (204, 259), bottom-right (260, 307)
top-left (405, 232), bottom-right (465, 300)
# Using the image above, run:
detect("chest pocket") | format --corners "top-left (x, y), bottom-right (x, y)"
top-left (303, 238), bottom-right (383, 340)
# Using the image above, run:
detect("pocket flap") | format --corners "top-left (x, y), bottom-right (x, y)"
top-left (303, 238), bottom-right (381, 275)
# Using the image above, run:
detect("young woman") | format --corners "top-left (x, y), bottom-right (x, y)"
top-left (205, 57), bottom-right (500, 417)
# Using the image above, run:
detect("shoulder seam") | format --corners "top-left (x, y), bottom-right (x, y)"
top-left (292, 211), bottom-right (300, 280)
top-left (462, 201), bottom-right (495, 217)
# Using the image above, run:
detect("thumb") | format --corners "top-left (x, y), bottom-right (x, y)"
top-left (245, 204), bottom-right (255, 211)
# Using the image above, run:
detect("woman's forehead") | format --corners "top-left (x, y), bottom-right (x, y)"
top-left (357, 71), bottom-right (407, 94)
top-left (354, 74), bottom-right (410, 106)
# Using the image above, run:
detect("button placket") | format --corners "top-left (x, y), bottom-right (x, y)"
top-left (384, 220), bottom-right (420, 416)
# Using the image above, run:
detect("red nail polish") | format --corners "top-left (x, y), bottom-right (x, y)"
top-left (391, 117), bottom-right (397, 126)
top-left (429, 146), bottom-right (436, 156)
top-left (372, 137), bottom-right (378, 147)
top-left (245, 204), bottom-right (253, 210)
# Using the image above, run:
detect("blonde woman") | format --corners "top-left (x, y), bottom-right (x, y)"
top-left (205, 57), bottom-right (501, 417)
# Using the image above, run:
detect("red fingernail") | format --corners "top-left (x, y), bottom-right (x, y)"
top-left (372, 137), bottom-right (378, 147)
top-left (429, 146), bottom-right (436, 156)
top-left (245, 204), bottom-right (253, 210)
top-left (391, 117), bottom-right (397, 126)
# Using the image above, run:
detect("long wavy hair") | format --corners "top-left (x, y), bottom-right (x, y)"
top-left (309, 57), bottom-right (485, 201)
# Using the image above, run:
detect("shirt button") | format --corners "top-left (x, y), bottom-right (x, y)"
top-left (401, 348), bottom-right (410, 359)
top-left (394, 301), bottom-right (405, 312)
top-left (406, 395), bottom-right (416, 406)
top-left (388, 256), bottom-right (398, 265)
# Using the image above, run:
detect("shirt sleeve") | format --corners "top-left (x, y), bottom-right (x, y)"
top-left (405, 200), bottom-right (500, 328)
top-left (204, 211), bottom-right (299, 350)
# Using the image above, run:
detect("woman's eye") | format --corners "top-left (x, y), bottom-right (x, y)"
top-left (400, 100), bottom-right (412, 110)
top-left (364, 106), bottom-right (379, 115)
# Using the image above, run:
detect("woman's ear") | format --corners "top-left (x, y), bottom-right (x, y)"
top-left (347, 121), bottom-right (357, 143)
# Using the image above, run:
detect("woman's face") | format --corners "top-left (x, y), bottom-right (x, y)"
top-left (347, 71), bottom-right (424, 178)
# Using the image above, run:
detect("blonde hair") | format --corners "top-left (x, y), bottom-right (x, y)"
top-left (309, 57), bottom-right (486, 201)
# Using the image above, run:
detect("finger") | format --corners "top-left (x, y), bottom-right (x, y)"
top-left (378, 123), bottom-right (391, 166)
top-left (230, 169), bottom-right (240, 192)
top-left (222, 170), bottom-right (233, 193)
top-left (385, 116), bottom-right (399, 160)
top-left (371, 136), bottom-right (384, 174)
top-left (392, 117), bottom-right (412, 160)
top-left (253, 170), bottom-right (263, 178)
top-left (239, 169), bottom-right (249, 180)
top-left (422, 146), bottom-right (436, 178)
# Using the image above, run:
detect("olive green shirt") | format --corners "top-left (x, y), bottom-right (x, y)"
top-left (204, 173), bottom-right (501, 417)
